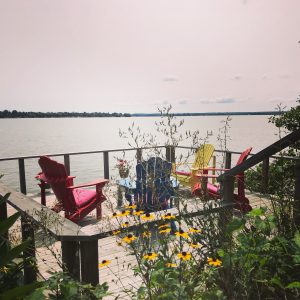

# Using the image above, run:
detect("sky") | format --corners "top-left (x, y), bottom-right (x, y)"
top-left (0, 0), bottom-right (299, 114)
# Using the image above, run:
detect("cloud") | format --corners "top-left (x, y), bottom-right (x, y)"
top-left (178, 100), bottom-right (187, 105)
top-left (215, 98), bottom-right (236, 104)
top-left (233, 75), bottom-right (242, 80)
top-left (199, 100), bottom-right (211, 104)
top-left (279, 74), bottom-right (290, 79)
top-left (163, 77), bottom-right (178, 82)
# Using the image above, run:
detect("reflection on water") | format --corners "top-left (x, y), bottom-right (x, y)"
top-left (0, 115), bottom-right (278, 192)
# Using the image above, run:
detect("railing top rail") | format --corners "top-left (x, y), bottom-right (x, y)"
top-left (0, 143), bottom-right (298, 162)
top-left (0, 146), bottom-right (166, 162)
top-left (219, 128), bottom-right (300, 180)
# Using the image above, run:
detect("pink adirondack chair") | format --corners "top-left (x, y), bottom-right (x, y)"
top-left (37, 156), bottom-right (108, 223)
top-left (192, 147), bottom-right (252, 212)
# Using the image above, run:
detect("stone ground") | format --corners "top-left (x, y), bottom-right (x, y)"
top-left (7, 185), bottom-right (272, 299)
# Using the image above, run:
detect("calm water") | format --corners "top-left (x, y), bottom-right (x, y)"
top-left (0, 115), bottom-right (279, 193)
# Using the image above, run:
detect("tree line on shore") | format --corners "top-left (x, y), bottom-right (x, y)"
top-left (0, 110), bottom-right (131, 118)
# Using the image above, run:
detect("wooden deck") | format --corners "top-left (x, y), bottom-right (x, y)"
top-left (6, 186), bottom-right (272, 299)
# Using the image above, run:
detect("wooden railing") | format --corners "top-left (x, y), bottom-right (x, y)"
top-left (0, 130), bottom-right (299, 286)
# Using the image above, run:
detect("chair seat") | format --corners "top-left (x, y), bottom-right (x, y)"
top-left (72, 188), bottom-right (96, 208)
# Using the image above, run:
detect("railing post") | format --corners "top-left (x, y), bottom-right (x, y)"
top-left (103, 151), bottom-right (109, 179)
top-left (18, 158), bottom-right (27, 194)
top-left (21, 218), bottom-right (37, 284)
top-left (225, 151), bottom-right (232, 169)
top-left (294, 163), bottom-right (300, 227)
top-left (80, 240), bottom-right (99, 285)
top-left (261, 157), bottom-right (269, 193)
top-left (61, 241), bottom-right (80, 281)
top-left (136, 148), bottom-right (142, 163)
top-left (64, 154), bottom-right (71, 176)
top-left (0, 194), bottom-right (8, 239)
top-left (165, 146), bottom-right (175, 163)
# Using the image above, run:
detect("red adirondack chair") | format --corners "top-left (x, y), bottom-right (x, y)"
top-left (192, 147), bottom-right (252, 212)
top-left (37, 156), bottom-right (108, 223)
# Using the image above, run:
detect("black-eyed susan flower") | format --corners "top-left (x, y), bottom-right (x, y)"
top-left (162, 213), bottom-right (176, 220)
top-left (158, 224), bottom-right (170, 229)
top-left (189, 227), bottom-right (202, 234)
top-left (142, 231), bottom-right (152, 238)
top-left (122, 234), bottom-right (137, 244)
top-left (143, 252), bottom-right (158, 261)
top-left (165, 262), bottom-right (177, 268)
top-left (177, 251), bottom-right (192, 261)
top-left (112, 229), bottom-right (121, 235)
top-left (119, 210), bottom-right (130, 217)
top-left (116, 241), bottom-right (123, 247)
top-left (141, 213), bottom-right (154, 221)
top-left (121, 222), bottom-right (130, 228)
top-left (207, 258), bottom-right (222, 267)
top-left (112, 212), bottom-right (119, 218)
top-left (189, 242), bottom-right (202, 249)
top-left (133, 209), bottom-right (144, 216)
top-left (125, 204), bottom-right (137, 209)
top-left (175, 229), bottom-right (189, 239)
top-left (159, 228), bottom-right (171, 234)
top-left (99, 259), bottom-right (111, 268)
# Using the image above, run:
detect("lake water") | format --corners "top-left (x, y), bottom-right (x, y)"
top-left (0, 115), bottom-right (280, 193)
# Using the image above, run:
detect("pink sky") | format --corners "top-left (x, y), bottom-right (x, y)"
top-left (0, 0), bottom-right (299, 113)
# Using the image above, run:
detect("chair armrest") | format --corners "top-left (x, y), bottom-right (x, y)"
top-left (198, 167), bottom-right (230, 171)
top-left (195, 173), bottom-right (218, 178)
top-left (67, 179), bottom-right (109, 189)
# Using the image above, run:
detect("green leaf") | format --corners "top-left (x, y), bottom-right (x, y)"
top-left (0, 212), bottom-right (20, 235)
top-left (247, 207), bottom-right (266, 217)
top-left (0, 239), bottom-right (30, 267)
top-left (0, 282), bottom-right (43, 300)
top-left (294, 232), bottom-right (300, 249)
top-left (287, 282), bottom-right (300, 289)
top-left (226, 218), bottom-right (245, 234)
top-left (24, 287), bottom-right (46, 300)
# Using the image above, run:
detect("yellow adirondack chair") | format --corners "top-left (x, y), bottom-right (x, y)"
top-left (172, 144), bottom-right (215, 189)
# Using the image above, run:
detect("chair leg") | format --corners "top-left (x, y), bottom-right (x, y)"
top-left (96, 204), bottom-right (102, 219)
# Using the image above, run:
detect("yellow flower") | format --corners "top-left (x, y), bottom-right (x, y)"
top-left (189, 242), bottom-right (202, 249)
top-left (143, 252), bottom-right (158, 261)
top-left (119, 210), bottom-right (130, 217)
top-left (189, 227), bottom-right (202, 234)
top-left (99, 259), bottom-right (111, 268)
top-left (122, 234), bottom-right (137, 244)
top-left (112, 229), bottom-right (121, 235)
top-left (177, 252), bottom-right (192, 261)
top-left (121, 222), bottom-right (130, 228)
top-left (207, 258), bottom-right (222, 267)
top-left (141, 213), bottom-right (155, 221)
top-left (161, 213), bottom-right (176, 220)
top-left (112, 212), bottom-right (119, 218)
top-left (0, 266), bottom-right (9, 273)
top-left (159, 228), bottom-right (171, 234)
top-left (142, 231), bottom-right (152, 238)
top-left (175, 229), bottom-right (189, 239)
top-left (133, 209), bottom-right (144, 216)
top-left (125, 204), bottom-right (137, 209)
top-left (165, 262), bottom-right (177, 268)
top-left (116, 241), bottom-right (122, 246)
top-left (158, 224), bottom-right (170, 229)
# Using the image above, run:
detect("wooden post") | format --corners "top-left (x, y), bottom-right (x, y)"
top-left (225, 151), bottom-right (232, 169)
top-left (61, 241), bottom-right (80, 281)
top-left (261, 158), bottom-right (269, 193)
top-left (18, 158), bottom-right (27, 194)
top-left (21, 217), bottom-right (37, 284)
top-left (136, 148), bottom-right (142, 163)
top-left (0, 195), bottom-right (8, 239)
top-left (64, 154), bottom-right (71, 176)
top-left (80, 240), bottom-right (99, 285)
top-left (294, 163), bottom-right (300, 227)
top-left (103, 152), bottom-right (109, 179)
top-left (165, 146), bottom-right (175, 163)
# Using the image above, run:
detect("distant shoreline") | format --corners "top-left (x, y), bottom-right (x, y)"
top-left (0, 110), bottom-right (283, 118)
